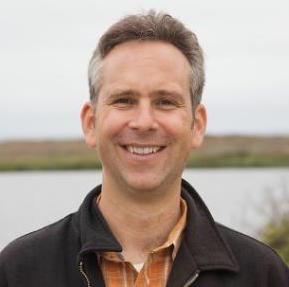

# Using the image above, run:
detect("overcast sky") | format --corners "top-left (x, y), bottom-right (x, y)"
top-left (1, 0), bottom-right (288, 140)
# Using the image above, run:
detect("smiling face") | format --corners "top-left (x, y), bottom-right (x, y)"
top-left (81, 41), bottom-right (207, 194)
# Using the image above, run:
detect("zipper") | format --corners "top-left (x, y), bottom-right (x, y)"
top-left (79, 261), bottom-right (92, 287)
top-left (183, 270), bottom-right (200, 287)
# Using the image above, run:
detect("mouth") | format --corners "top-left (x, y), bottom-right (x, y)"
top-left (121, 145), bottom-right (166, 155)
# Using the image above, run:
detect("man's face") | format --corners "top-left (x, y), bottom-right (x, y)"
top-left (82, 41), bottom-right (206, 193)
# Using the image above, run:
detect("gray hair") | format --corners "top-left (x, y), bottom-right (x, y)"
top-left (88, 11), bottom-right (205, 110)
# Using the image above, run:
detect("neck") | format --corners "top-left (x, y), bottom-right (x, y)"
top-left (98, 177), bottom-right (182, 263)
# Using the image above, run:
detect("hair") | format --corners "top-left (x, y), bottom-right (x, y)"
top-left (88, 10), bottom-right (205, 110)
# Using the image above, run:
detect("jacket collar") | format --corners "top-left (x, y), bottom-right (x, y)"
top-left (77, 185), bottom-right (121, 257)
top-left (180, 179), bottom-right (239, 272)
top-left (76, 179), bottom-right (239, 274)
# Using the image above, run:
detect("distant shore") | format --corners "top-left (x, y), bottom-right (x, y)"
top-left (1, 135), bottom-right (289, 171)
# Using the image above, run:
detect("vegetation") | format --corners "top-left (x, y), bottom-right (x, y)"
top-left (259, 183), bottom-right (289, 265)
top-left (0, 135), bottom-right (289, 171)
top-left (261, 217), bottom-right (289, 265)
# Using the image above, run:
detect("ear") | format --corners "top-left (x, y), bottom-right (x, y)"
top-left (191, 104), bottom-right (207, 149)
top-left (80, 102), bottom-right (97, 148)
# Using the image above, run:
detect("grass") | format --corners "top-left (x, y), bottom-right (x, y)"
top-left (0, 135), bottom-right (289, 171)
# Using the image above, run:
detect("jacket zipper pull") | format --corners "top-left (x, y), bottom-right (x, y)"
top-left (183, 270), bottom-right (200, 287)
top-left (79, 261), bottom-right (92, 287)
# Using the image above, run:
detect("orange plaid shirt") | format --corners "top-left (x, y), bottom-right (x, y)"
top-left (97, 198), bottom-right (187, 287)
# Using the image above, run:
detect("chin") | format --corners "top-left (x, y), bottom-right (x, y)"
top-left (123, 175), bottom-right (168, 194)
top-left (128, 181), bottom-right (159, 193)
top-left (122, 178), bottom-right (160, 194)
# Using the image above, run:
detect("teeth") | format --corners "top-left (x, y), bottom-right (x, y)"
top-left (126, 146), bottom-right (161, 155)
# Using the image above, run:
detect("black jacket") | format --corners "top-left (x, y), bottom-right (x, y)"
top-left (0, 179), bottom-right (288, 286)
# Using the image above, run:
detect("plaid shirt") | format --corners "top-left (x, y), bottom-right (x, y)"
top-left (97, 198), bottom-right (187, 287)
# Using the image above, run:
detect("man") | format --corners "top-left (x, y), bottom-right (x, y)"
top-left (0, 11), bottom-right (288, 287)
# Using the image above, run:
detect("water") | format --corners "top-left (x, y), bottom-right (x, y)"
top-left (0, 168), bottom-right (288, 250)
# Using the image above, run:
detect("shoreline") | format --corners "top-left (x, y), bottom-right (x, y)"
top-left (1, 135), bottom-right (289, 171)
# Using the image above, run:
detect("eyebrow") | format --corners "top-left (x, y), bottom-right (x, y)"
top-left (109, 89), bottom-right (140, 99)
top-left (151, 89), bottom-right (184, 99)
top-left (108, 89), bottom-right (184, 100)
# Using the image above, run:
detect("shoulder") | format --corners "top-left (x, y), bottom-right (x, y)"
top-left (217, 223), bottom-right (281, 261)
top-left (216, 223), bottom-right (289, 283)
top-left (0, 213), bottom-right (78, 269)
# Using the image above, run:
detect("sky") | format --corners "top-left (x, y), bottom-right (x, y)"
top-left (1, 0), bottom-right (288, 140)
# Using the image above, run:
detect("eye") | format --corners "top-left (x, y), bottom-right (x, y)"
top-left (155, 98), bottom-right (177, 109)
top-left (112, 97), bottom-right (136, 107)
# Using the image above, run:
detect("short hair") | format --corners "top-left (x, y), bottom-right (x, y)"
top-left (88, 11), bottom-right (205, 110)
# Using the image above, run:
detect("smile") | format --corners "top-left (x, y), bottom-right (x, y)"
top-left (123, 145), bottom-right (165, 155)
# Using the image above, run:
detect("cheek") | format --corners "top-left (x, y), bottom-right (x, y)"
top-left (160, 113), bottom-right (193, 137)
top-left (96, 110), bottom-right (128, 139)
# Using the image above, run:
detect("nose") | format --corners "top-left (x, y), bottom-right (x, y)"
top-left (128, 101), bottom-right (159, 131)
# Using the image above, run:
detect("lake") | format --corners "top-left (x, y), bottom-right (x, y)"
top-left (0, 168), bottom-right (288, 250)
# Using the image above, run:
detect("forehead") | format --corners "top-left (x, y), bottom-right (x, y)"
top-left (100, 40), bottom-right (191, 93)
